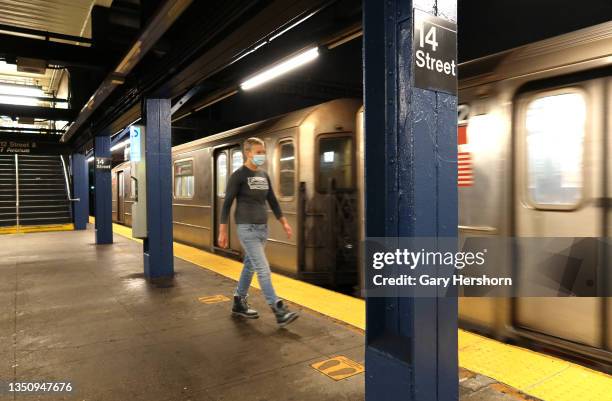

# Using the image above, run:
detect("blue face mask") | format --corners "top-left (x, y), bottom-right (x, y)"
top-left (252, 154), bottom-right (266, 166)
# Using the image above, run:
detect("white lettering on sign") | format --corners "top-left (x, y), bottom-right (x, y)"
top-left (414, 50), bottom-right (456, 76)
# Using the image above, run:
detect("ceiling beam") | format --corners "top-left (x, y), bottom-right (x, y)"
top-left (0, 33), bottom-right (102, 69)
top-left (0, 127), bottom-right (65, 134)
top-left (0, 104), bottom-right (77, 121)
top-left (61, 0), bottom-right (194, 144)
top-left (0, 23), bottom-right (93, 45)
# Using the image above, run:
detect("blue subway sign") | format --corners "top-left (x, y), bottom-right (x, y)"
top-left (129, 125), bottom-right (142, 162)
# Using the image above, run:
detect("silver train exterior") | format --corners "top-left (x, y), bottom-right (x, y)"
top-left (111, 20), bottom-right (612, 364)
top-left (456, 20), bottom-right (611, 365)
top-left (112, 98), bottom-right (362, 287)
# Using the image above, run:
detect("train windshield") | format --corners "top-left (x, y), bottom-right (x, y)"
top-left (317, 135), bottom-right (353, 192)
top-left (525, 92), bottom-right (585, 206)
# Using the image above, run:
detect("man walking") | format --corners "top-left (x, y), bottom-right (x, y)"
top-left (218, 137), bottom-right (299, 327)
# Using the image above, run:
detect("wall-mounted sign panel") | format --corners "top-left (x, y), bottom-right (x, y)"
top-left (95, 157), bottom-right (111, 170)
top-left (0, 138), bottom-right (69, 155)
top-left (129, 125), bottom-right (142, 162)
top-left (413, 9), bottom-right (457, 95)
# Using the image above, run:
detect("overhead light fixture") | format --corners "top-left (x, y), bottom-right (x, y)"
top-left (0, 61), bottom-right (17, 73)
top-left (240, 47), bottom-right (319, 91)
top-left (87, 157), bottom-right (94, 163)
top-left (0, 83), bottom-right (44, 106)
top-left (110, 139), bottom-right (130, 152)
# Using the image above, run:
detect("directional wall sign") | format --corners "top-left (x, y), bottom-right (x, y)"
top-left (95, 157), bottom-right (111, 170)
top-left (129, 125), bottom-right (142, 162)
top-left (0, 138), bottom-right (69, 155)
top-left (413, 9), bottom-right (457, 95)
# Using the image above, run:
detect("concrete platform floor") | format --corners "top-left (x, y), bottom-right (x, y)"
top-left (0, 228), bottom-right (535, 401)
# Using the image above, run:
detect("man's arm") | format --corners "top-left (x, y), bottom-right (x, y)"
top-left (266, 175), bottom-right (283, 220)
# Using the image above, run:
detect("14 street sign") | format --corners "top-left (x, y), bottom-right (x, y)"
top-left (413, 9), bottom-right (458, 95)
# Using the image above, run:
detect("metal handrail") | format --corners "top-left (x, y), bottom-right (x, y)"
top-left (14, 154), bottom-right (19, 229)
top-left (60, 155), bottom-right (80, 202)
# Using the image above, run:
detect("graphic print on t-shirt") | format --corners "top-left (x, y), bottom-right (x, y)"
top-left (247, 176), bottom-right (269, 190)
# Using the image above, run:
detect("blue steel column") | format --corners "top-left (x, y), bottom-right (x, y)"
top-left (94, 136), bottom-right (113, 244)
top-left (364, 1), bottom-right (458, 400)
top-left (143, 98), bottom-right (174, 279)
top-left (71, 152), bottom-right (89, 230)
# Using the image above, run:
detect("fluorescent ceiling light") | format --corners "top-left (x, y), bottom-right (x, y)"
top-left (240, 47), bottom-right (319, 91)
top-left (0, 83), bottom-right (44, 106)
top-left (87, 157), bottom-right (94, 163)
top-left (110, 139), bottom-right (130, 152)
top-left (0, 61), bottom-right (17, 73)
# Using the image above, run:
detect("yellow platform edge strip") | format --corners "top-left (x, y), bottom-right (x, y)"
top-left (0, 223), bottom-right (74, 235)
top-left (91, 216), bottom-right (612, 401)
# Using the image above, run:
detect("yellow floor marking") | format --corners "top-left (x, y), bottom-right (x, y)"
top-left (0, 223), bottom-right (74, 235)
top-left (311, 356), bottom-right (365, 381)
top-left (198, 295), bottom-right (230, 304)
top-left (526, 364), bottom-right (612, 401)
top-left (92, 216), bottom-right (612, 400)
top-left (458, 330), bottom-right (612, 400)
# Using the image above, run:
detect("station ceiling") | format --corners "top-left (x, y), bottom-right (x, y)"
top-left (0, 0), bottom-right (112, 38)
top-left (0, 0), bottom-right (610, 151)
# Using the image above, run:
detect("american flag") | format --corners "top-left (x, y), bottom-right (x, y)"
top-left (458, 124), bottom-right (473, 187)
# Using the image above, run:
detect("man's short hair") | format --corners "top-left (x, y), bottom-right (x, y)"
top-left (243, 137), bottom-right (265, 153)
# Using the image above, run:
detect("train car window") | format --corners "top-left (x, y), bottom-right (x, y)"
top-left (278, 140), bottom-right (295, 197)
top-left (525, 92), bottom-right (585, 206)
top-left (174, 159), bottom-right (194, 199)
top-left (317, 136), bottom-right (353, 193)
top-left (231, 150), bottom-right (243, 173)
top-left (216, 153), bottom-right (227, 197)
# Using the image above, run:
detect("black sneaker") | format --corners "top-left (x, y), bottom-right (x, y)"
top-left (271, 300), bottom-right (299, 327)
top-left (232, 296), bottom-right (259, 319)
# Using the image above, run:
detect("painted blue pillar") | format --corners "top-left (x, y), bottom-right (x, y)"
top-left (364, 0), bottom-right (458, 400)
top-left (71, 152), bottom-right (89, 230)
top-left (143, 98), bottom-right (174, 279)
top-left (94, 135), bottom-right (113, 244)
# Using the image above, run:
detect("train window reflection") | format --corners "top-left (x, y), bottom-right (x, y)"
top-left (232, 150), bottom-right (243, 172)
top-left (174, 159), bottom-right (194, 199)
top-left (317, 136), bottom-right (353, 192)
top-left (279, 140), bottom-right (295, 197)
top-left (217, 153), bottom-right (227, 197)
top-left (525, 92), bottom-right (585, 206)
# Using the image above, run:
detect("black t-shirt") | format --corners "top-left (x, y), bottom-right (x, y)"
top-left (220, 165), bottom-right (283, 224)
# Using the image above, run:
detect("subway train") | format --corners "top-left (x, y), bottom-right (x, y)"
top-left (112, 98), bottom-right (363, 289)
top-left (112, 21), bottom-right (612, 366)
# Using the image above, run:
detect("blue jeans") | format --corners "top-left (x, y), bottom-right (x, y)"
top-left (234, 224), bottom-right (278, 305)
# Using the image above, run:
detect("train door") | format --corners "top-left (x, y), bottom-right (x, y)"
top-left (213, 146), bottom-right (243, 254)
top-left (117, 170), bottom-right (125, 224)
top-left (513, 80), bottom-right (607, 348)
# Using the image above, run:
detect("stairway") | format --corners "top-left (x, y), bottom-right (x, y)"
top-left (0, 154), bottom-right (17, 227)
top-left (17, 155), bottom-right (72, 226)
top-left (0, 154), bottom-right (72, 228)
